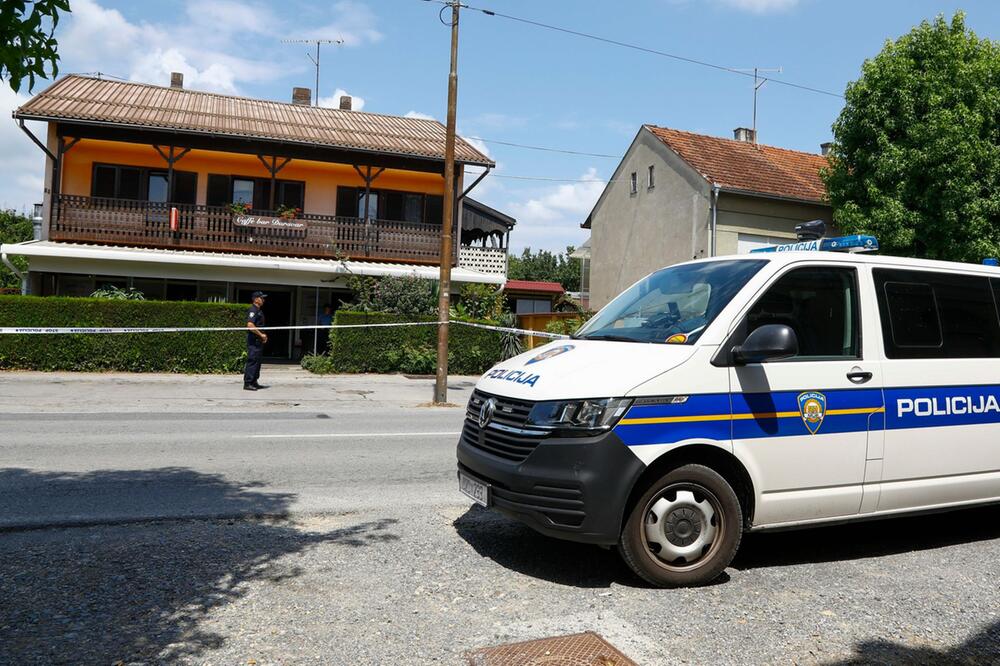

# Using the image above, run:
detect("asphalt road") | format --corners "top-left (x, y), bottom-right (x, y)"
top-left (2, 379), bottom-right (999, 664)
top-left (0, 409), bottom-right (466, 528)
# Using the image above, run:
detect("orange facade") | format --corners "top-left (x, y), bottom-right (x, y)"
top-left (61, 139), bottom-right (448, 215)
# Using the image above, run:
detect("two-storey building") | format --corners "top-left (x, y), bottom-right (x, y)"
top-left (3, 74), bottom-right (511, 357)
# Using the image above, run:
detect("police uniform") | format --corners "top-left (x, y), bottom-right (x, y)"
top-left (244, 299), bottom-right (266, 388)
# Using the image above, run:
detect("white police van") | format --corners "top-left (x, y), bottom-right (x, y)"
top-left (457, 225), bottom-right (1000, 587)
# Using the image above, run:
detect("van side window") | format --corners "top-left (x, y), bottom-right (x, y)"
top-left (874, 269), bottom-right (1000, 359)
top-left (882, 282), bottom-right (941, 348)
top-left (745, 266), bottom-right (859, 359)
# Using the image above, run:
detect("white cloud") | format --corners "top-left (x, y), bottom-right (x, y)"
top-left (301, 1), bottom-right (383, 47)
top-left (0, 86), bottom-right (46, 213)
top-left (56, 0), bottom-right (372, 95)
top-left (503, 168), bottom-right (604, 252)
top-left (319, 88), bottom-right (366, 111)
top-left (404, 110), bottom-right (436, 121)
top-left (461, 135), bottom-right (492, 160)
top-left (713, 0), bottom-right (798, 13)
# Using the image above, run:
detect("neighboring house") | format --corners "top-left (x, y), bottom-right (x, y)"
top-left (503, 279), bottom-right (565, 315)
top-left (582, 125), bottom-right (832, 309)
top-left (2, 74), bottom-right (512, 358)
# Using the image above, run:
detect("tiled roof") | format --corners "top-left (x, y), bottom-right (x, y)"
top-left (504, 280), bottom-right (565, 294)
top-left (647, 125), bottom-right (829, 203)
top-left (15, 75), bottom-right (492, 166)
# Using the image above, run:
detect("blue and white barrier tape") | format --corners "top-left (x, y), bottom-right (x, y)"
top-left (0, 320), bottom-right (569, 340)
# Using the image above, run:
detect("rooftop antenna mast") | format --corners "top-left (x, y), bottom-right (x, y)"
top-left (735, 66), bottom-right (782, 143)
top-left (281, 38), bottom-right (344, 106)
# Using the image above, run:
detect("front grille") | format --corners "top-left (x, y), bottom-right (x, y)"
top-left (492, 483), bottom-right (586, 527)
top-left (463, 390), bottom-right (545, 463)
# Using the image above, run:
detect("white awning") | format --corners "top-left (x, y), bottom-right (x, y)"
top-left (1, 241), bottom-right (504, 288)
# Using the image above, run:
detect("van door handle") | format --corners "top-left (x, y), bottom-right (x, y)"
top-left (846, 370), bottom-right (873, 384)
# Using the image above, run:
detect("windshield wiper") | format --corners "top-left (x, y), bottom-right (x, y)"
top-left (578, 334), bottom-right (651, 343)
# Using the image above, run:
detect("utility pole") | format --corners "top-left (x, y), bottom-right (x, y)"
top-left (281, 38), bottom-right (344, 105)
top-left (434, 1), bottom-right (461, 404)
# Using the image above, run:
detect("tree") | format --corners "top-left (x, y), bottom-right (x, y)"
top-left (0, 210), bottom-right (33, 290)
top-left (1, 0), bottom-right (70, 93)
top-left (507, 246), bottom-right (581, 292)
top-left (823, 13), bottom-right (1000, 262)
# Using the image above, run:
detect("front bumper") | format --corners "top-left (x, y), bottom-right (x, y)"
top-left (456, 425), bottom-right (645, 546)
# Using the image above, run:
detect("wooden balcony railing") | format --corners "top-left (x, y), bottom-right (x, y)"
top-left (51, 195), bottom-right (444, 264)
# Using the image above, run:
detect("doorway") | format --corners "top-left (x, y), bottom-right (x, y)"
top-left (237, 287), bottom-right (293, 359)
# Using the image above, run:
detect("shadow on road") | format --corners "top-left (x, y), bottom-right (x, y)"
top-left (453, 505), bottom-right (634, 588)
top-left (455, 502), bottom-right (1000, 590)
top-left (0, 467), bottom-right (399, 665)
top-left (733, 503), bottom-right (1000, 570)
top-left (830, 619), bottom-right (1000, 665)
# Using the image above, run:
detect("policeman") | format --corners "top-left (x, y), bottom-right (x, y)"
top-left (244, 291), bottom-right (268, 390)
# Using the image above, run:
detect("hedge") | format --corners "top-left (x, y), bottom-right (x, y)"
top-left (304, 310), bottom-right (505, 375)
top-left (0, 295), bottom-right (247, 373)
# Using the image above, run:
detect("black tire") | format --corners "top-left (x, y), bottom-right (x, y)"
top-left (619, 463), bottom-right (742, 587)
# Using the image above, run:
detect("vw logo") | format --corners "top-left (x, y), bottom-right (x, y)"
top-left (479, 398), bottom-right (496, 428)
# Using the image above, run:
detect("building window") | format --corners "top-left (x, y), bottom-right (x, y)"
top-left (232, 178), bottom-right (254, 205)
top-left (336, 187), bottom-right (444, 224)
top-left (515, 298), bottom-right (552, 314)
top-left (91, 163), bottom-right (196, 204)
top-left (647, 165), bottom-right (655, 189)
top-left (629, 172), bottom-right (638, 195)
top-left (206, 174), bottom-right (305, 211)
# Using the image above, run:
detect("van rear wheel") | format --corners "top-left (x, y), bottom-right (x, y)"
top-left (620, 464), bottom-right (742, 587)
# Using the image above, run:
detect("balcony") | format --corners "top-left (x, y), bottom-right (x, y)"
top-left (51, 195), bottom-right (443, 264)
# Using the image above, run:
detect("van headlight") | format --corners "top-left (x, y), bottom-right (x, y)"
top-left (526, 398), bottom-right (632, 432)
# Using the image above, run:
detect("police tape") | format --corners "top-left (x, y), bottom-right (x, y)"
top-left (0, 320), bottom-right (569, 340)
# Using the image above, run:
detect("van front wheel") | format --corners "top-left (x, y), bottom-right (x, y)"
top-left (620, 464), bottom-right (742, 587)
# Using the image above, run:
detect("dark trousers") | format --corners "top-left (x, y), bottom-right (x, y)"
top-left (244, 344), bottom-right (262, 385)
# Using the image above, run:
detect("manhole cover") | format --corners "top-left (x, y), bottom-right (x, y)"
top-left (466, 631), bottom-right (638, 666)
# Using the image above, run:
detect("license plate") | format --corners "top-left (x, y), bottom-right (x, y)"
top-left (459, 472), bottom-right (490, 507)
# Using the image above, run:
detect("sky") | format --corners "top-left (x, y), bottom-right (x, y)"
top-left (3, 0), bottom-right (1000, 253)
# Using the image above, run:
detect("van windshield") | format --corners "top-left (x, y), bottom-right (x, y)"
top-left (575, 259), bottom-right (768, 344)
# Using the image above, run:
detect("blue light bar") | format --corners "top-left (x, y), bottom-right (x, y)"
top-left (984, 258), bottom-right (999, 266)
top-left (749, 235), bottom-right (880, 254)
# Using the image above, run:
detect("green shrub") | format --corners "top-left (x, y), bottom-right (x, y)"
top-left (0, 295), bottom-right (247, 373)
top-left (453, 283), bottom-right (506, 320)
top-left (306, 310), bottom-right (504, 375)
top-left (343, 274), bottom-right (439, 316)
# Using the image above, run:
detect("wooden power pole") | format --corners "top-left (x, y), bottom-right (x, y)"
top-left (434, 1), bottom-right (461, 404)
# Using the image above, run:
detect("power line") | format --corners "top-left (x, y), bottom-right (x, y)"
top-left (424, 0), bottom-right (843, 99)
top-left (466, 135), bottom-right (621, 158)
top-left (464, 169), bottom-right (616, 183)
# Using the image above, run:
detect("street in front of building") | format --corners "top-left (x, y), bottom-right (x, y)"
top-left (1, 370), bottom-right (997, 664)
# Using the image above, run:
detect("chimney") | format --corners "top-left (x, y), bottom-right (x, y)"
top-left (733, 127), bottom-right (756, 143)
top-left (339, 95), bottom-right (352, 111)
top-left (820, 142), bottom-right (834, 157)
top-left (170, 72), bottom-right (184, 89)
top-left (292, 87), bottom-right (312, 106)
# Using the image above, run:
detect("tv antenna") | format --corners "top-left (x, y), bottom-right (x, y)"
top-left (735, 66), bottom-right (782, 142)
top-left (281, 38), bottom-right (344, 106)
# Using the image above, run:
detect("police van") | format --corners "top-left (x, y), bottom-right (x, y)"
top-left (457, 225), bottom-right (1000, 587)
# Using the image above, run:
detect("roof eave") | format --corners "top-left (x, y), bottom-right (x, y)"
top-left (717, 186), bottom-right (829, 207)
top-left (13, 111), bottom-right (496, 168)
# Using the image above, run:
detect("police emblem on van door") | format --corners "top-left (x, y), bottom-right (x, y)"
top-left (797, 391), bottom-right (827, 435)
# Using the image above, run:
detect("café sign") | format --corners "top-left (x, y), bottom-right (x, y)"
top-left (233, 215), bottom-right (307, 230)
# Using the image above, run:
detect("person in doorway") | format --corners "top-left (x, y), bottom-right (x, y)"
top-left (317, 303), bottom-right (333, 354)
top-left (244, 291), bottom-right (268, 390)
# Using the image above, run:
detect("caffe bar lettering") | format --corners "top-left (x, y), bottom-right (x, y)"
top-left (233, 215), bottom-right (307, 230)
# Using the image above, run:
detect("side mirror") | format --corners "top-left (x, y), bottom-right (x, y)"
top-left (732, 324), bottom-right (798, 365)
